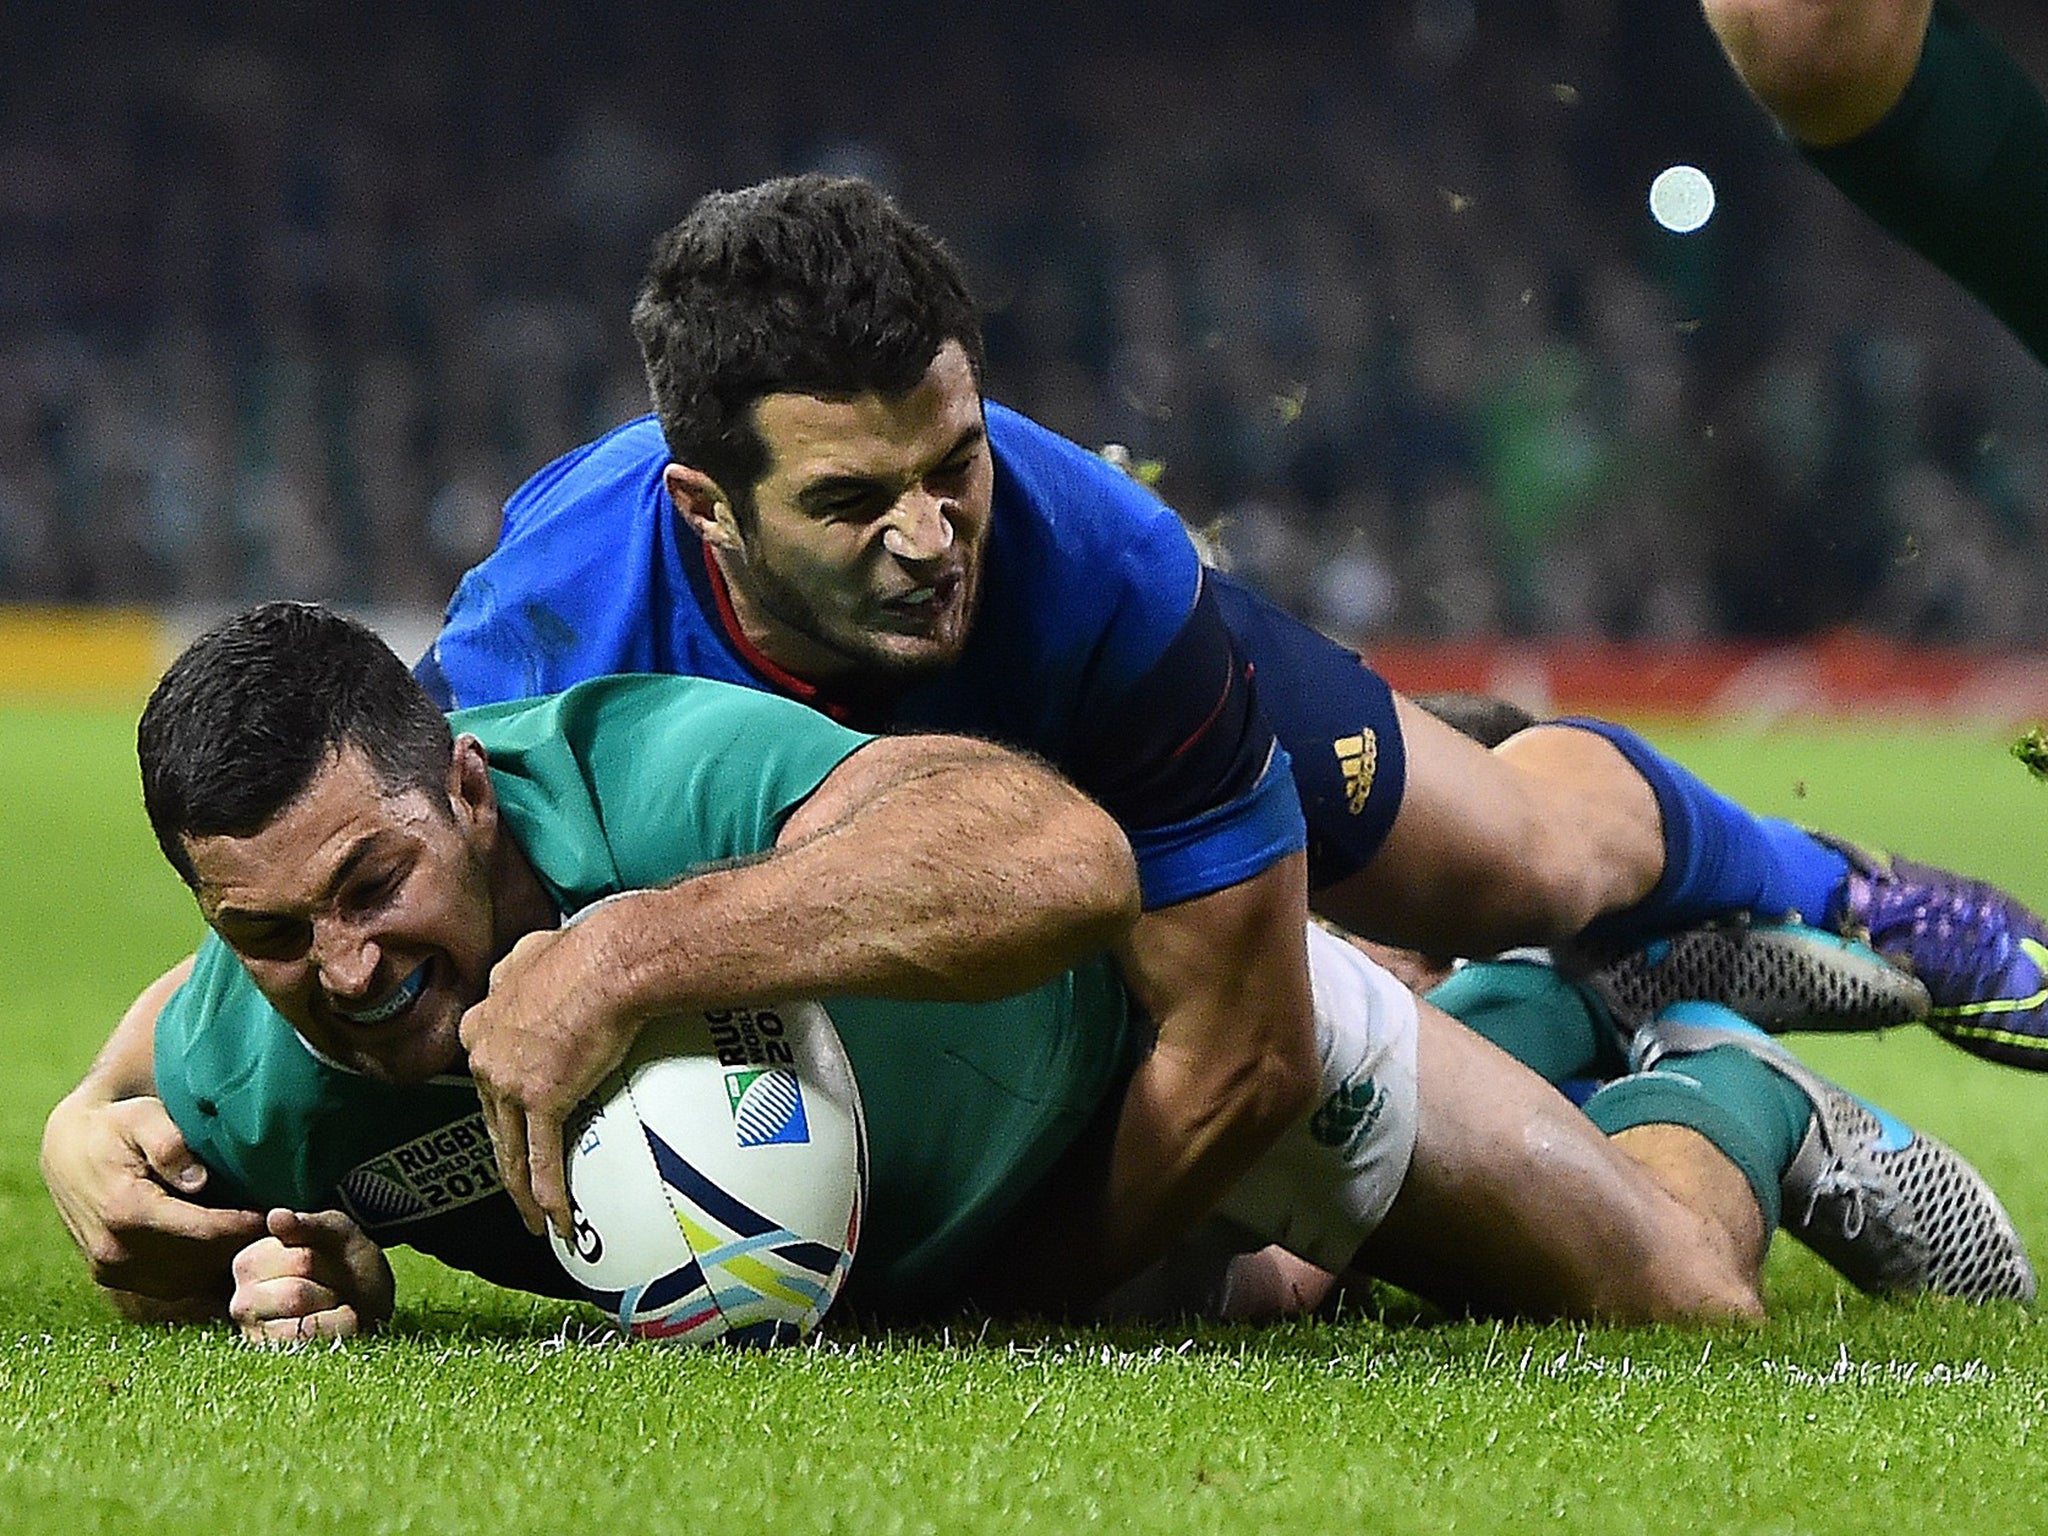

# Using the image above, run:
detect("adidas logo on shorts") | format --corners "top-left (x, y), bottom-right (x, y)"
top-left (1334, 730), bottom-right (1379, 815)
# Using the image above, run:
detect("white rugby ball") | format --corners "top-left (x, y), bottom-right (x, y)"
top-left (547, 1000), bottom-right (866, 1345)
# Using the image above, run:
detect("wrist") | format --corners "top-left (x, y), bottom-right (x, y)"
top-left (581, 886), bottom-right (700, 1029)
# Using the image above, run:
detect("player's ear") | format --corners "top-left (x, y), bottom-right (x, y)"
top-left (448, 733), bottom-right (496, 831)
top-left (665, 463), bottom-right (743, 553)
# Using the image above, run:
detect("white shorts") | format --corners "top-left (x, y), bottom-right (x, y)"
top-left (1099, 922), bottom-right (1421, 1318)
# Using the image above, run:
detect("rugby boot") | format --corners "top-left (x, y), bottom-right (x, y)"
top-left (1577, 920), bottom-right (1930, 1036)
top-left (1820, 837), bottom-right (2048, 1070)
top-left (1632, 1003), bottom-right (2036, 1304)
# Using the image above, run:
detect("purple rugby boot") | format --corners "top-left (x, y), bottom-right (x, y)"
top-left (1823, 838), bottom-right (2048, 1071)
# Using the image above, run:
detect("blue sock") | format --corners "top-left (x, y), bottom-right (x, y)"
top-left (1558, 717), bottom-right (1852, 948)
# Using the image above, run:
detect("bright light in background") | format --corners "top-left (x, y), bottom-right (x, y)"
top-left (1648, 164), bottom-right (1716, 233)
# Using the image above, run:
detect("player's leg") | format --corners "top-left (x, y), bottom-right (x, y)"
top-left (1192, 923), bottom-right (1765, 1323)
top-left (1715, 0), bottom-right (2048, 364)
top-left (1324, 698), bottom-right (1863, 960)
top-left (1116, 930), bottom-right (2031, 1323)
top-left (1211, 573), bottom-right (2048, 1065)
top-left (1627, 1003), bottom-right (2035, 1302)
top-left (1317, 695), bottom-right (1656, 955)
top-left (1208, 571), bottom-right (1842, 957)
top-left (1429, 954), bottom-right (2034, 1306)
top-left (1702, 0), bottom-right (1933, 146)
top-left (1391, 704), bottom-right (2048, 1065)
top-left (1349, 994), bottom-right (1768, 1323)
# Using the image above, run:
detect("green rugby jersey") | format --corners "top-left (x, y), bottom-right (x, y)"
top-left (155, 674), bottom-right (1137, 1312)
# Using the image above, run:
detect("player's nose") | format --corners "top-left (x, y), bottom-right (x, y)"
top-left (313, 921), bottom-right (383, 1006)
top-left (880, 494), bottom-right (955, 562)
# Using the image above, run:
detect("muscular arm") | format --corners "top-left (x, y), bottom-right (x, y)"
top-left (972, 855), bottom-right (1323, 1309)
top-left (605, 733), bottom-right (1142, 1005)
top-left (1092, 855), bottom-right (1322, 1285)
top-left (461, 732), bottom-right (1143, 1234)
top-left (40, 957), bottom-right (268, 1321)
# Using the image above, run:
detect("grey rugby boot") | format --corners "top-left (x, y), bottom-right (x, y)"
top-left (1631, 1002), bottom-right (2035, 1304)
top-left (1577, 920), bottom-right (1932, 1035)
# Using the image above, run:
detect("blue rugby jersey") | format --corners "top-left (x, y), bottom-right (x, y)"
top-left (419, 403), bottom-right (1308, 909)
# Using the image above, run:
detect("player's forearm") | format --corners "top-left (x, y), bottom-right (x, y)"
top-left (1092, 1038), bottom-right (1317, 1283)
top-left (43, 955), bottom-right (269, 1314)
top-left (965, 1028), bottom-right (1318, 1313)
top-left (43, 959), bottom-right (190, 1229)
top-left (1069, 859), bottom-right (1323, 1289)
top-left (596, 738), bottom-right (1141, 1016)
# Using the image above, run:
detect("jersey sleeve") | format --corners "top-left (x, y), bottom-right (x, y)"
top-left (980, 407), bottom-right (1307, 909)
top-left (461, 675), bottom-right (877, 902)
top-left (154, 933), bottom-right (331, 1210)
top-left (1063, 573), bottom-right (1307, 908)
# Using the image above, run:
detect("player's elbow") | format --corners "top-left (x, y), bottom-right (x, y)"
top-left (1216, 1016), bottom-right (1323, 1140)
top-left (80, 1230), bottom-right (135, 1280)
top-left (1040, 800), bottom-right (1143, 952)
top-left (1081, 833), bottom-right (1144, 947)
top-left (1264, 1033), bottom-right (1323, 1129)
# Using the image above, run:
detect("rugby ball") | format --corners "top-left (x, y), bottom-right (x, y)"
top-left (547, 1000), bottom-right (866, 1346)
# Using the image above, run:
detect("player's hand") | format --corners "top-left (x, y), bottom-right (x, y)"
top-left (40, 1088), bottom-right (266, 1317)
top-left (228, 1209), bottom-right (394, 1347)
top-left (460, 917), bottom-right (641, 1239)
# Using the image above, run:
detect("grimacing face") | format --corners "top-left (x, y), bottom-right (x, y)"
top-left (183, 740), bottom-right (502, 1085)
top-left (669, 340), bottom-right (994, 688)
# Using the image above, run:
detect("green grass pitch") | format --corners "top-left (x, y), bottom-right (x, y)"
top-left (6, 700), bottom-right (2048, 1534)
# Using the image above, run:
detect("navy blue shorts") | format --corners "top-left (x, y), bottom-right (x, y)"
top-left (1208, 571), bottom-right (1407, 889)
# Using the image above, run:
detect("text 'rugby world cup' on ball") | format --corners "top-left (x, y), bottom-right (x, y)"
top-left (547, 999), bottom-right (867, 1346)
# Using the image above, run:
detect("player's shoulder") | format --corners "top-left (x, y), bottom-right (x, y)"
top-left (985, 401), bottom-right (1200, 577)
top-left (469, 673), bottom-right (865, 806)
top-left (978, 401), bottom-right (1204, 645)
top-left (499, 415), bottom-right (671, 539)
top-left (986, 403), bottom-right (1181, 531)
top-left (159, 936), bottom-right (322, 1082)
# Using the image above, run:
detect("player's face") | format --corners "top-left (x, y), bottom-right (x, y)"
top-left (702, 341), bottom-right (993, 687)
top-left (183, 742), bottom-right (502, 1085)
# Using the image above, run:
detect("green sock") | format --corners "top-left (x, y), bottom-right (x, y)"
top-left (1804, 0), bottom-right (2048, 364)
top-left (1582, 1045), bottom-right (1812, 1233)
top-left (1425, 958), bottom-right (1628, 1086)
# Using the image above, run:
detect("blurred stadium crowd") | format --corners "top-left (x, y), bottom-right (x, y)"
top-left (3, 0), bottom-right (2045, 645)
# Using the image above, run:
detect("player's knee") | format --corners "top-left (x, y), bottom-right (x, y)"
top-left (1655, 1262), bottom-right (1766, 1326)
top-left (1454, 829), bottom-right (1616, 950)
top-left (1616, 1231), bottom-right (1766, 1326)
top-left (1479, 726), bottom-right (1667, 944)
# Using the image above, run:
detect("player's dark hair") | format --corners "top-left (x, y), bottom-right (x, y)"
top-left (1411, 691), bottom-right (1541, 749)
top-left (631, 174), bottom-right (987, 517)
top-left (138, 602), bottom-right (455, 887)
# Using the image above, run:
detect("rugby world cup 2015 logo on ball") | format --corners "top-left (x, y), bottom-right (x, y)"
top-left (547, 1000), bottom-right (867, 1346)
